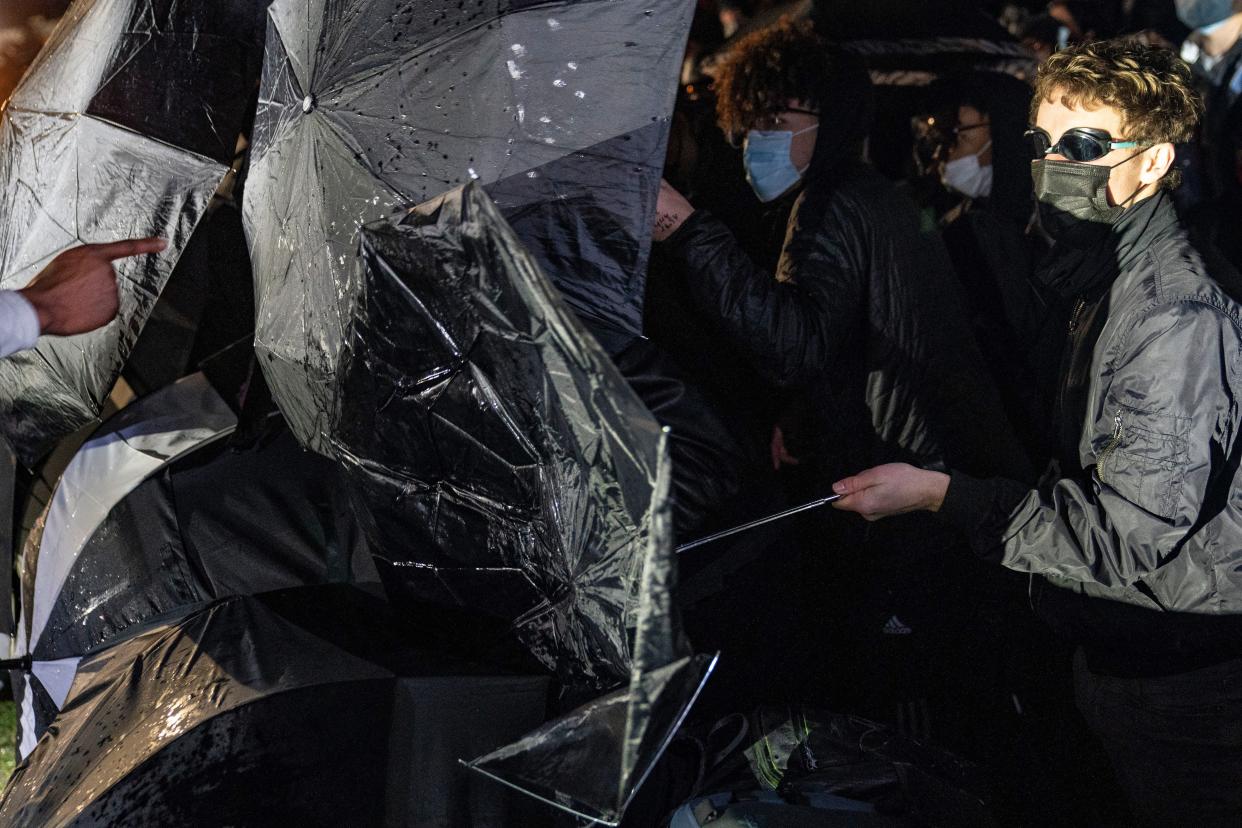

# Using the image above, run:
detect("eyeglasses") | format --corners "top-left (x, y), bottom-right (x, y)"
top-left (728, 107), bottom-right (820, 147)
top-left (911, 116), bottom-right (989, 154)
top-left (1025, 126), bottom-right (1140, 162)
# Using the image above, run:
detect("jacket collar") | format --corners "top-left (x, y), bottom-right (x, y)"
top-left (1036, 189), bottom-right (1180, 301)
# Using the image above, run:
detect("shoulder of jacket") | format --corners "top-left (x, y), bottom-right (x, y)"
top-left (809, 167), bottom-right (919, 231)
top-left (1123, 238), bottom-right (1242, 335)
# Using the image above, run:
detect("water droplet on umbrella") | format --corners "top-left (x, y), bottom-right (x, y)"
top-left (506, 60), bottom-right (523, 79)
top-left (548, 18), bottom-right (561, 29)
top-left (575, 91), bottom-right (586, 99)
top-left (553, 79), bottom-right (566, 87)
top-left (510, 43), bottom-right (526, 57)
top-left (567, 61), bottom-right (578, 71)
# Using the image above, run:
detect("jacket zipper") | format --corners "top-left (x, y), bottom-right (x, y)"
top-left (1054, 297), bottom-right (1089, 430)
top-left (1067, 297), bottom-right (1087, 333)
top-left (1096, 409), bottom-right (1124, 482)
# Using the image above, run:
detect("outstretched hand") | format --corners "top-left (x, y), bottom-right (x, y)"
top-left (19, 237), bottom-right (167, 336)
top-left (831, 463), bottom-right (950, 521)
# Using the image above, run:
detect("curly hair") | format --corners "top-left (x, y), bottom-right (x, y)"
top-left (1031, 39), bottom-right (1203, 186)
top-left (713, 18), bottom-right (832, 137)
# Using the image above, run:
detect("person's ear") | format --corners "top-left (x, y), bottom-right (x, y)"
top-left (1139, 142), bottom-right (1175, 186)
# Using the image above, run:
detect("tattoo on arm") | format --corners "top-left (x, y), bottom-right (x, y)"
top-left (655, 212), bottom-right (679, 237)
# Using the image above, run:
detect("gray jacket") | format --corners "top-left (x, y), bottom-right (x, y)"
top-left (944, 192), bottom-right (1242, 615)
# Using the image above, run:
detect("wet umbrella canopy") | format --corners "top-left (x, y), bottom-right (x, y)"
top-left (0, 586), bottom-right (553, 827)
top-left (10, 374), bottom-right (377, 758)
top-left (9, 374), bottom-right (234, 756)
top-left (0, 0), bottom-right (267, 463)
top-left (333, 184), bottom-right (714, 823)
top-left (244, 0), bottom-right (693, 450)
top-left (337, 182), bottom-right (675, 685)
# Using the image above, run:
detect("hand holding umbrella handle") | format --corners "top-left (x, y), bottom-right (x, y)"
top-left (19, 238), bottom-right (167, 337)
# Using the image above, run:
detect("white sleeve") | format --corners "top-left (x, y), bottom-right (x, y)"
top-left (0, 290), bottom-right (41, 358)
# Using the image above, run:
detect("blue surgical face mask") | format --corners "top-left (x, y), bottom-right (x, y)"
top-left (1175, 0), bottom-right (1236, 31)
top-left (743, 125), bottom-right (818, 203)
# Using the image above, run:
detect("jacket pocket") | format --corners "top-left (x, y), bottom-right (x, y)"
top-left (1095, 403), bottom-right (1190, 521)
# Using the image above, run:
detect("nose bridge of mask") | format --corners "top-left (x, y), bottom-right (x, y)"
top-left (746, 123), bottom-right (818, 147)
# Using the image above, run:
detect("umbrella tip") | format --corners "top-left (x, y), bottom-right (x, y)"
top-left (302, 95), bottom-right (317, 114)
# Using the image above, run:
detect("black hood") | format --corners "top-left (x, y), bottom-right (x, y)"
top-left (804, 47), bottom-right (875, 185)
top-left (925, 70), bottom-right (1035, 224)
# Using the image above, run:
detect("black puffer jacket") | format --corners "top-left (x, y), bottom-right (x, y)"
top-left (664, 159), bottom-right (1031, 484)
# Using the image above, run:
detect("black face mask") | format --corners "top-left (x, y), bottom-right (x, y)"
top-left (1031, 155), bottom-right (1141, 248)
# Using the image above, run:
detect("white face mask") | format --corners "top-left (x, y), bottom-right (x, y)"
top-left (941, 140), bottom-right (993, 199)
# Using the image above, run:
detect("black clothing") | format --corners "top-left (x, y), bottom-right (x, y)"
top-left (939, 192), bottom-right (1242, 678)
top-left (660, 51), bottom-right (1028, 759)
top-left (940, 200), bottom-right (1062, 466)
top-left (1074, 649), bottom-right (1242, 827)
top-left (614, 337), bottom-right (752, 540)
top-left (662, 156), bottom-right (1032, 757)
top-left (939, 191), bottom-right (1242, 822)
top-left (1187, 36), bottom-right (1242, 270)
top-left (665, 161), bottom-right (1030, 484)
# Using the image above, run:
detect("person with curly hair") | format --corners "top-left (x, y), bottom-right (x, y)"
top-left (833, 39), bottom-right (1242, 825)
top-left (653, 19), bottom-right (1032, 752)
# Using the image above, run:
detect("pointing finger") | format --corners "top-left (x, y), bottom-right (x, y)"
top-left (86, 237), bottom-right (168, 261)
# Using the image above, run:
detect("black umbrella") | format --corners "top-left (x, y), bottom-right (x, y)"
top-left (0, 0), bottom-right (268, 464)
top-left (711, 1), bottom-right (1036, 86)
top-left (11, 373), bottom-right (374, 757)
top-left (0, 586), bottom-right (554, 827)
top-left (331, 183), bottom-right (715, 824)
top-left (243, 0), bottom-right (694, 450)
top-left (815, 0), bottom-right (1038, 85)
top-left (11, 372), bottom-right (232, 756)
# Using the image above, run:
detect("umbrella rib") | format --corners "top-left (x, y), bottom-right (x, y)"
top-left (7, 107), bottom-right (228, 170)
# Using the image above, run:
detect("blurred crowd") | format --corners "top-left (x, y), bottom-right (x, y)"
top-left (641, 2), bottom-right (1242, 826)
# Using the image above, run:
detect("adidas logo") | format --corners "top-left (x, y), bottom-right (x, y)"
top-left (881, 615), bottom-right (913, 635)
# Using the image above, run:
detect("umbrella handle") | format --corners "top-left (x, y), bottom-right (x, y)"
top-left (676, 494), bottom-right (842, 554)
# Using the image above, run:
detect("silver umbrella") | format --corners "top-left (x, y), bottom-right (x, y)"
top-left (0, 0), bottom-right (267, 463)
top-left (244, 0), bottom-right (694, 451)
